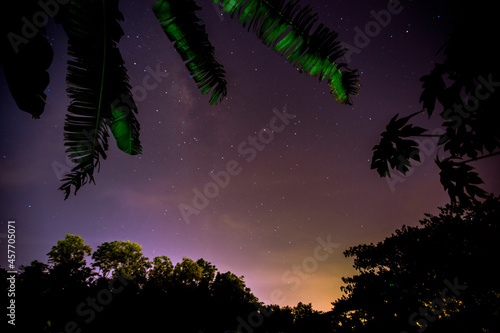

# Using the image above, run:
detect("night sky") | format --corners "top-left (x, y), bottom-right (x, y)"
top-left (1, 0), bottom-right (499, 312)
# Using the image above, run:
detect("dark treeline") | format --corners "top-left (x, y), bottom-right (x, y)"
top-left (2, 197), bottom-right (500, 333)
top-left (1, 235), bottom-right (331, 333)
top-left (331, 196), bottom-right (500, 333)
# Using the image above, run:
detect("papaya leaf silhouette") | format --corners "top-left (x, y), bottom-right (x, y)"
top-left (371, 111), bottom-right (427, 177)
top-left (435, 156), bottom-right (488, 206)
top-left (371, 2), bottom-right (499, 205)
top-left (419, 64), bottom-right (446, 118)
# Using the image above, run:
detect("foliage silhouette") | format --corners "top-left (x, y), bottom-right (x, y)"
top-left (370, 1), bottom-right (500, 205)
top-left (6, 197), bottom-right (497, 332)
top-left (2, 235), bottom-right (333, 333)
top-left (0, 0), bottom-right (358, 199)
top-left (47, 234), bottom-right (93, 285)
top-left (0, 2), bottom-right (53, 118)
top-left (331, 196), bottom-right (500, 333)
top-left (58, 0), bottom-right (143, 199)
top-left (91, 240), bottom-right (151, 282)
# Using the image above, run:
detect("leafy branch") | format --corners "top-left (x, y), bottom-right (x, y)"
top-left (370, 111), bottom-right (427, 177)
top-left (370, 6), bottom-right (500, 205)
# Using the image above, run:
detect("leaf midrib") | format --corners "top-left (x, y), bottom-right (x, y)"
top-left (94, 0), bottom-right (107, 166)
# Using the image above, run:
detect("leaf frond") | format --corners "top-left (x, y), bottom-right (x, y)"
top-left (0, 2), bottom-right (54, 118)
top-left (60, 0), bottom-right (141, 199)
top-left (153, 0), bottom-right (227, 105)
top-left (216, 0), bottom-right (359, 104)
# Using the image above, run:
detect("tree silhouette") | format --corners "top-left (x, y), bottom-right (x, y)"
top-left (211, 271), bottom-right (262, 332)
top-left (91, 240), bottom-right (151, 283)
top-left (5, 234), bottom-right (347, 332)
top-left (5, 235), bottom-right (257, 332)
top-left (146, 255), bottom-right (174, 291)
top-left (196, 257), bottom-right (218, 288)
top-left (172, 256), bottom-right (203, 287)
top-left (0, 0), bottom-right (359, 199)
top-left (13, 261), bottom-right (52, 332)
top-left (331, 196), bottom-right (500, 333)
top-left (370, 0), bottom-right (500, 205)
top-left (291, 302), bottom-right (330, 333)
top-left (47, 234), bottom-right (93, 286)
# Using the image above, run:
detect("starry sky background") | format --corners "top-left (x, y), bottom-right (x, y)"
top-left (1, 0), bottom-right (499, 312)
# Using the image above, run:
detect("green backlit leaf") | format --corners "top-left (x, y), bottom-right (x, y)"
top-left (153, 0), bottom-right (227, 105)
top-left (59, 0), bottom-right (141, 199)
top-left (214, 0), bottom-right (359, 104)
top-left (108, 105), bottom-right (141, 155)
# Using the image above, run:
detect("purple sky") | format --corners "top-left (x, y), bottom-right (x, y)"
top-left (1, 0), bottom-right (499, 311)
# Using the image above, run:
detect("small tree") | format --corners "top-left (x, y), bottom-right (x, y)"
top-left (173, 257), bottom-right (203, 287)
top-left (147, 255), bottom-right (174, 291)
top-left (47, 234), bottom-right (93, 284)
top-left (92, 240), bottom-right (151, 282)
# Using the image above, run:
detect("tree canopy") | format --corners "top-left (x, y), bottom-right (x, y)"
top-left (331, 196), bottom-right (500, 333)
top-left (3, 197), bottom-right (500, 332)
top-left (3, 234), bottom-right (332, 333)
top-left (47, 234), bottom-right (93, 287)
top-left (91, 240), bottom-right (151, 281)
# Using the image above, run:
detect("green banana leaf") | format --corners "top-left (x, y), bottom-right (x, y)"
top-left (59, 0), bottom-right (142, 199)
top-left (213, 0), bottom-right (359, 104)
top-left (153, 0), bottom-right (227, 105)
